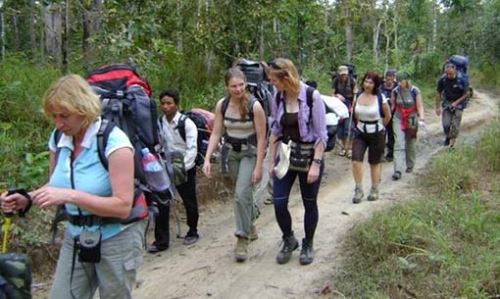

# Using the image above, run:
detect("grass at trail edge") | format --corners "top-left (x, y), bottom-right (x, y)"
top-left (332, 120), bottom-right (500, 299)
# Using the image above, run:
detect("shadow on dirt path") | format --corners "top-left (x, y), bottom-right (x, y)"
top-left (131, 90), bottom-right (498, 299)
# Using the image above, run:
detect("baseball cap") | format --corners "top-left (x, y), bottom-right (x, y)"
top-left (338, 65), bottom-right (349, 75)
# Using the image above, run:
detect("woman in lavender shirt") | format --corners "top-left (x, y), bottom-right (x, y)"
top-left (265, 58), bottom-right (327, 265)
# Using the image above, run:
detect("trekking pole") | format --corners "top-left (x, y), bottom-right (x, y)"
top-left (170, 198), bottom-right (182, 238)
top-left (2, 189), bottom-right (28, 253)
top-left (2, 215), bottom-right (12, 254)
top-left (346, 95), bottom-right (357, 144)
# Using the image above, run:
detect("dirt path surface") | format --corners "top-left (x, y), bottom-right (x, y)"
top-left (133, 90), bottom-right (498, 299)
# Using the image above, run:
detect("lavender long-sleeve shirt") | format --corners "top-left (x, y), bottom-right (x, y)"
top-left (270, 82), bottom-right (328, 147)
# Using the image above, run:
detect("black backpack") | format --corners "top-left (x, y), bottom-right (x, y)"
top-left (159, 109), bottom-right (214, 167)
top-left (236, 59), bottom-right (274, 118)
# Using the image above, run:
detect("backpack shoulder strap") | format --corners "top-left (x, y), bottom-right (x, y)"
top-left (305, 86), bottom-right (315, 124)
top-left (377, 93), bottom-right (384, 118)
top-left (53, 119), bottom-right (112, 171)
top-left (96, 119), bottom-right (114, 170)
top-left (410, 87), bottom-right (418, 103)
top-left (177, 114), bottom-right (188, 142)
top-left (306, 86), bottom-right (315, 109)
top-left (221, 97), bottom-right (230, 118)
top-left (53, 129), bottom-right (63, 167)
top-left (247, 96), bottom-right (257, 121)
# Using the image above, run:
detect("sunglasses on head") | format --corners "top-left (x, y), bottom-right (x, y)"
top-left (268, 61), bottom-right (282, 70)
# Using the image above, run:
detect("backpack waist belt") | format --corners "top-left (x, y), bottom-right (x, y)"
top-left (358, 120), bottom-right (383, 134)
top-left (224, 134), bottom-right (257, 146)
top-left (67, 214), bottom-right (121, 226)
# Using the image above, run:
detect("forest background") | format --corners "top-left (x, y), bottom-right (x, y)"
top-left (0, 0), bottom-right (498, 277)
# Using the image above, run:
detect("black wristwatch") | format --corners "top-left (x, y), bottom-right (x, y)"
top-left (312, 158), bottom-right (322, 165)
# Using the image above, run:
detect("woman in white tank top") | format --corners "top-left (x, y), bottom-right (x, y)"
top-left (351, 71), bottom-right (391, 204)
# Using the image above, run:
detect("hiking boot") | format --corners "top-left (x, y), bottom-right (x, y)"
top-left (299, 238), bottom-right (314, 265)
top-left (249, 225), bottom-right (258, 241)
top-left (234, 237), bottom-right (248, 262)
top-left (147, 243), bottom-right (168, 254)
top-left (443, 137), bottom-right (450, 146)
top-left (367, 187), bottom-right (379, 201)
top-left (405, 167), bottom-right (413, 173)
top-left (392, 171), bottom-right (402, 180)
top-left (183, 234), bottom-right (199, 246)
top-left (276, 235), bottom-right (299, 264)
top-left (352, 187), bottom-right (364, 204)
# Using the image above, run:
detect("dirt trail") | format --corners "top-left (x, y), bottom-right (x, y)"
top-left (133, 90), bottom-right (498, 299)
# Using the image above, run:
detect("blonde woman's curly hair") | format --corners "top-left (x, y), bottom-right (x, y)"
top-left (42, 74), bottom-right (101, 128)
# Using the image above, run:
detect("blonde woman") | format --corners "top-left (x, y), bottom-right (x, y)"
top-left (202, 67), bottom-right (266, 262)
top-left (390, 71), bottom-right (425, 180)
top-left (266, 58), bottom-right (327, 265)
top-left (1, 74), bottom-right (144, 298)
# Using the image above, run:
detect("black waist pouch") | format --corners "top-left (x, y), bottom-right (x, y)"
top-left (75, 230), bottom-right (102, 263)
top-left (288, 142), bottom-right (314, 173)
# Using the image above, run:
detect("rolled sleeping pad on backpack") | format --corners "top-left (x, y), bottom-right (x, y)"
top-left (322, 95), bottom-right (349, 119)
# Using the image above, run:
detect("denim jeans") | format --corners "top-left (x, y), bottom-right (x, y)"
top-left (272, 162), bottom-right (324, 241)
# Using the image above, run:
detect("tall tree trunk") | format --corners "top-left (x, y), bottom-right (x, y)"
top-left (82, 0), bottom-right (102, 70)
top-left (29, 0), bottom-right (36, 57)
top-left (45, 3), bottom-right (62, 63)
top-left (40, 0), bottom-right (45, 62)
top-left (61, 0), bottom-right (69, 74)
top-left (431, 1), bottom-right (437, 52)
top-left (344, 4), bottom-right (353, 63)
top-left (273, 17), bottom-right (282, 56)
top-left (373, 19), bottom-right (382, 65)
top-left (393, 11), bottom-right (399, 52)
top-left (82, 6), bottom-right (90, 69)
top-left (11, 13), bottom-right (20, 51)
top-left (176, 0), bottom-right (183, 53)
top-left (0, 0), bottom-right (4, 62)
top-left (259, 19), bottom-right (264, 60)
top-left (203, 0), bottom-right (212, 77)
top-left (297, 11), bottom-right (305, 73)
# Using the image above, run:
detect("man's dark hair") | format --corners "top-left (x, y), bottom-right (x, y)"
top-left (305, 80), bottom-right (318, 88)
top-left (159, 89), bottom-right (180, 105)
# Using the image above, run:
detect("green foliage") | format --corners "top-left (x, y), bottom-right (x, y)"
top-left (0, 56), bottom-right (55, 189)
top-left (333, 124), bottom-right (500, 298)
top-left (424, 146), bottom-right (477, 200)
top-left (476, 119), bottom-right (500, 172)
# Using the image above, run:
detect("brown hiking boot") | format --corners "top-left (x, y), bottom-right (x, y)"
top-left (235, 236), bottom-right (248, 262)
top-left (367, 187), bottom-right (379, 201)
top-left (249, 225), bottom-right (258, 241)
top-left (352, 187), bottom-right (364, 204)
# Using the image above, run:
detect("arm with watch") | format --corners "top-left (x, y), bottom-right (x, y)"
top-left (308, 142), bottom-right (325, 184)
